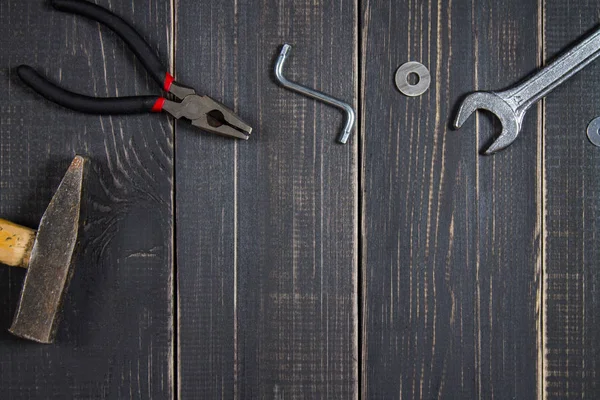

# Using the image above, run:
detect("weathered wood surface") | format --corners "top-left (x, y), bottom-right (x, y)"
top-left (361, 0), bottom-right (541, 398)
top-left (176, 0), bottom-right (358, 399)
top-left (0, 1), bottom-right (174, 398)
top-left (543, 3), bottom-right (600, 399)
top-left (1, 0), bottom-right (600, 399)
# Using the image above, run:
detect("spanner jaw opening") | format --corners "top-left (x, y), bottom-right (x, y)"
top-left (454, 91), bottom-right (522, 155)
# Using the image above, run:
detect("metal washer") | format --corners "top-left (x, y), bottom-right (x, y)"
top-left (587, 117), bottom-right (600, 147)
top-left (395, 61), bottom-right (431, 97)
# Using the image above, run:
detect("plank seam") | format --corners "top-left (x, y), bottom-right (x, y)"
top-left (233, 2), bottom-right (239, 399)
top-left (170, 0), bottom-right (178, 399)
top-left (539, 0), bottom-right (547, 399)
top-left (358, 0), bottom-right (367, 398)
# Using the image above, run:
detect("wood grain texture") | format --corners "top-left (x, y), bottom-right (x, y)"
top-left (175, 0), bottom-right (358, 398)
top-left (543, 2), bottom-right (600, 398)
top-left (361, 0), bottom-right (541, 398)
top-left (175, 1), bottom-right (237, 398)
top-left (2, 0), bottom-right (599, 398)
top-left (0, 1), bottom-right (174, 398)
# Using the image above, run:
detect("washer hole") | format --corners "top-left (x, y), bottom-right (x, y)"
top-left (407, 72), bottom-right (420, 86)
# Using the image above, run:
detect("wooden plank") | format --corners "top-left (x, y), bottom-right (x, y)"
top-left (543, 3), bottom-right (600, 398)
top-left (176, 0), bottom-right (358, 398)
top-left (174, 1), bottom-right (237, 398)
top-left (0, 1), bottom-right (174, 398)
top-left (361, 0), bottom-right (541, 398)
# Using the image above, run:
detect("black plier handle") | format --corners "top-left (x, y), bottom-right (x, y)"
top-left (18, 0), bottom-right (252, 139)
top-left (18, 66), bottom-right (162, 114)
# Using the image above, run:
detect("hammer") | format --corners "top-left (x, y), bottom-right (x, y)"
top-left (0, 156), bottom-right (85, 343)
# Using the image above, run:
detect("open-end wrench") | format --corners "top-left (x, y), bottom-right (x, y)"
top-left (455, 26), bottom-right (600, 154)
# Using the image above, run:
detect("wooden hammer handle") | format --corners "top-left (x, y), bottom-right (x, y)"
top-left (0, 219), bottom-right (36, 268)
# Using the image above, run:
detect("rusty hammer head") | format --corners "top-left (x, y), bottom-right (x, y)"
top-left (0, 156), bottom-right (85, 343)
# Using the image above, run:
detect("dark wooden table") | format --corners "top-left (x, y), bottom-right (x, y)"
top-left (0, 1), bottom-right (598, 399)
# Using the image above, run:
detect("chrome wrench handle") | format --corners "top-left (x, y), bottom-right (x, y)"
top-left (498, 26), bottom-right (600, 120)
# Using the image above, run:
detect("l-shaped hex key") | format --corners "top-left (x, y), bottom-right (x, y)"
top-left (274, 44), bottom-right (356, 144)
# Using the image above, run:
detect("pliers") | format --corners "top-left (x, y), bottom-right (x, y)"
top-left (17, 0), bottom-right (252, 140)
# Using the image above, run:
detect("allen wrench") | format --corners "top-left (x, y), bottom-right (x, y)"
top-left (274, 44), bottom-right (356, 144)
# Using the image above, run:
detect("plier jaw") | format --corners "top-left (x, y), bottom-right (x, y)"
top-left (162, 93), bottom-right (252, 140)
top-left (192, 96), bottom-right (253, 140)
